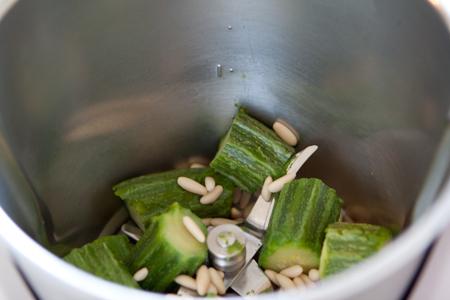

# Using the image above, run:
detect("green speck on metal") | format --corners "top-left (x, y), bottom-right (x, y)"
top-left (246, 289), bottom-right (256, 295)
top-left (226, 240), bottom-right (244, 255)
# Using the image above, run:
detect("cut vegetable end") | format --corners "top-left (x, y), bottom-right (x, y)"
top-left (131, 204), bottom-right (207, 292)
top-left (319, 222), bottom-right (392, 278)
top-left (263, 246), bottom-right (319, 272)
top-left (259, 178), bottom-right (343, 275)
top-left (162, 207), bottom-right (207, 254)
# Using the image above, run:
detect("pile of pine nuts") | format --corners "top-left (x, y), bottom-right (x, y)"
top-left (264, 265), bottom-right (320, 291)
top-left (175, 265), bottom-right (226, 296)
top-left (177, 175), bottom-right (224, 205)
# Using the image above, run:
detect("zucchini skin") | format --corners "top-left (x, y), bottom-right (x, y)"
top-left (258, 178), bottom-right (343, 271)
top-left (319, 222), bottom-right (392, 277)
top-left (130, 203), bottom-right (207, 292)
top-left (64, 235), bottom-right (139, 288)
top-left (113, 168), bottom-right (234, 229)
top-left (210, 108), bottom-right (295, 192)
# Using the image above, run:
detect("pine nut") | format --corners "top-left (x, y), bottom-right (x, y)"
top-left (293, 276), bottom-right (306, 288)
top-left (210, 218), bottom-right (243, 226)
top-left (205, 176), bottom-right (216, 192)
top-left (208, 268), bottom-right (226, 295)
top-left (275, 273), bottom-right (296, 290)
top-left (196, 265), bottom-right (210, 296)
top-left (261, 176), bottom-right (273, 202)
top-left (308, 269), bottom-right (320, 281)
top-left (133, 267), bottom-right (148, 282)
top-left (200, 185), bottom-right (223, 205)
top-left (207, 283), bottom-right (217, 295)
top-left (187, 156), bottom-right (210, 165)
top-left (287, 145), bottom-right (318, 175)
top-left (268, 173), bottom-right (296, 193)
top-left (175, 275), bottom-right (197, 290)
top-left (273, 120), bottom-right (298, 146)
top-left (182, 216), bottom-right (205, 243)
top-left (239, 191), bottom-right (251, 209)
top-left (177, 177), bottom-right (207, 195)
top-left (300, 274), bottom-right (315, 287)
top-left (233, 188), bottom-right (242, 205)
top-left (202, 218), bottom-right (212, 226)
top-left (231, 207), bottom-right (242, 219)
top-left (190, 163), bottom-right (207, 169)
top-left (264, 269), bottom-right (279, 286)
top-left (280, 265), bottom-right (303, 278)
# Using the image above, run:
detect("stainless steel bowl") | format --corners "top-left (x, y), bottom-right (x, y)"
top-left (0, 0), bottom-right (450, 299)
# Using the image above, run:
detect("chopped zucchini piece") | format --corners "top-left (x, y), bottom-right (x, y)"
top-left (319, 222), bottom-right (392, 277)
top-left (130, 203), bottom-right (207, 292)
top-left (113, 168), bottom-right (234, 229)
top-left (64, 235), bottom-right (138, 288)
top-left (259, 178), bottom-right (343, 271)
top-left (210, 108), bottom-right (295, 192)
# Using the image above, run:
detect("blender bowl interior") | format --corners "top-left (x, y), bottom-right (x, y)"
top-left (0, 0), bottom-right (450, 297)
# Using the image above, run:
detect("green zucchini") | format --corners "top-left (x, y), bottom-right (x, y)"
top-left (258, 178), bottom-right (342, 272)
top-left (64, 235), bottom-right (139, 288)
top-left (130, 203), bottom-right (207, 292)
top-left (210, 108), bottom-right (295, 193)
top-left (113, 168), bottom-right (234, 229)
top-left (319, 222), bottom-right (392, 277)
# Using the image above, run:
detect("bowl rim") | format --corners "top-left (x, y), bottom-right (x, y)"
top-left (1, 0), bottom-right (450, 299)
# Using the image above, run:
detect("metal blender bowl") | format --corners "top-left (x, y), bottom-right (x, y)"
top-left (0, 1), bottom-right (450, 299)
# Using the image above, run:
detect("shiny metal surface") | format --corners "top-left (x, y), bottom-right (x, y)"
top-left (207, 224), bottom-right (246, 273)
top-left (244, 195), bottom-right (275, 237)
top-left (0, 0), bottom-right (449, 299)
top-left (231, 260), bottom-right (272, 296)
top-left (224, 230), bottom-right (262, 290)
